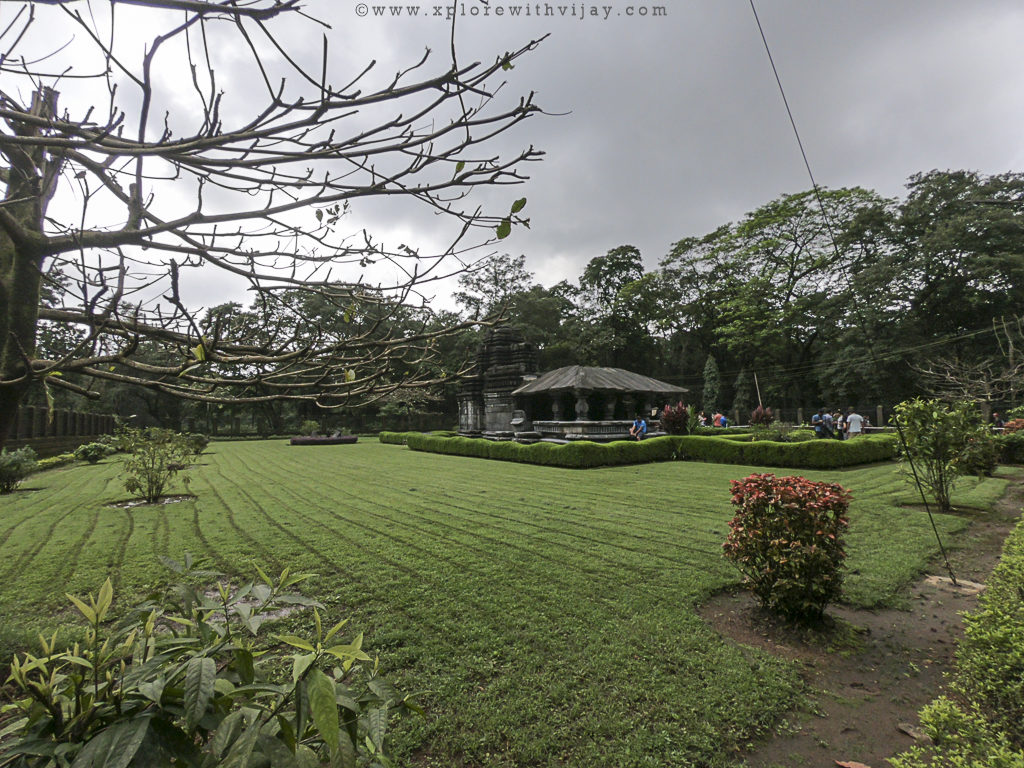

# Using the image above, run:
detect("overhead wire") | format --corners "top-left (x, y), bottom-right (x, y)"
top-left (747, 0), bottom-right (957, 584)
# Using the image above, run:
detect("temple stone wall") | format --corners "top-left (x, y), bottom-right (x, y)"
top-left (457, 327), bottom-right (538, 434)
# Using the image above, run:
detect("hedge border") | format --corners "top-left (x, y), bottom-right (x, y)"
top-left (890, 505), bottom-right (1024, 766)
top-left (387, 432), bottom-right (898, 470)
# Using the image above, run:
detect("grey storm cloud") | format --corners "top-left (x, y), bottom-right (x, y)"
top-left (319, 0), bottom-right (1024, 289)
top-left (28, 1), bottom-right (1024, 308)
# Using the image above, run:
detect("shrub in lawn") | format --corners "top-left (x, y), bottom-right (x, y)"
top-left (182, 432), bottom-right (211, 455)
top-left (660, 402), bottom-right (690, 435)
top-left (893, 398), bottom-right (995, 512)
top-left (300, 419), bottom-right (320, 436)
top-left (0, 447), bottom-right (38, 494)
top-left (120, 427), bottom-right (195, 503)
top-left (749, 404), bottom-right (774, 427)
top-left (1, 556), bottom-right (416, 768)
top-left (74, 441), bottom-right (110, 464)
top-left (722, 473), bottom-right (852, 622)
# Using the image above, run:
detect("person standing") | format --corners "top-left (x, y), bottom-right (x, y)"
top-left (846, 407), bottom-right (865, 438)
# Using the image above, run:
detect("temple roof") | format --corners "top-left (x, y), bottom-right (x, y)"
top-left (511, 365), bottom-right (687, 396)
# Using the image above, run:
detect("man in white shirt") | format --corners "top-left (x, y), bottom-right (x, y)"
top-left (846, 408), bottom-right (865, 438)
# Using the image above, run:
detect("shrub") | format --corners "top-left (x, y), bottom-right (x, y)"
top-left (120, 427), bottom-right (196, 503)
top-left (722, 473), bottom-right (851, 622)
top-left (660, 402), bottom-right (690, 435)
top-left (35, 452), bottom-right (77, 472)
top-left (749, 404), bottom-right (774, 426)
top-left (750, 422), bottom-right (813, 443)
top-left (0, 556), bottom-right (415, 768)
top-left (181, 432), bottom-right (211, 455)
top-left (996, 431), bottom-right (1024, 464)
top-left (395, 431), bottom-right (897, 470)
top-left (74, 441), bottom-right (110, 463)
top-left (0, 447), bottom-right (38, 494)
top-left (892, 398), bottom-right (994, 512)
top-left (888, 697), bottom-right (1024, 768)
top-left (890, 513), bottom-right (1024, 767)
top-left (300, 419), bottom-right (320, 436)
top-left (955, 516), bottom-right (1024, 748)
top-left (1003, 418), bottom-right (1024, 434)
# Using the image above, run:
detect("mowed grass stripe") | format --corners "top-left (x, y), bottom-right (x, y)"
top-left (1, 440), bottom-right (993, 768)
top-left (214, 448), bottom-right (709, 650)
top-left (245, 449), bottom-right (717, 611)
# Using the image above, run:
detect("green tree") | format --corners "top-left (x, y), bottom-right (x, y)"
top-left (892, 398), bottom-right (995, 513)
top-left (702, 354), bottom-right (721, 413)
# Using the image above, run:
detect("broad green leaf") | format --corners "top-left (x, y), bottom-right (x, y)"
top-left (220, 716), bottom-right (260, 768)
top-left (96, 578), bottom-right (113, 622)
top-left (367, 705), bottom-right (388, 751)
top-left (191, 343), bottom-right (206, 362)
top-left (330, 733), bottom-right (356, 768)
top-left (292, 652), bottom-right (316, 683)
top-left (306, 668), bottom-right (340, 752)
top-left (275, 634), bottom-right (314, 652)
top-left (207, 708), bottom-right (245, 759)
top-left (183, 656), bottom-right (217, 732)
top-left (510, 197), bottom-right (527, 214)
top-left (66, 594), bottom-right (96, 624)
top-left (137, 678), bottom-right (165, 705)
top-left (99, 717), bottom-right (150, 768)
top-left (234, 649), bottom-right (255, 684)
top-left (455, 161), bottom-right (465, 174)
top-left (324, 618), bottom-right (349, 644)
top-left (496, 218), bottom-right (511, 240)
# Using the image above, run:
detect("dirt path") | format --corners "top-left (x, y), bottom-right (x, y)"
top-left (700, 472), bottom-right (1024, 768)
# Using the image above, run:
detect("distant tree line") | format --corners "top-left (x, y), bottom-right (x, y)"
top-left (24, 169), bottom-right (1024, 430)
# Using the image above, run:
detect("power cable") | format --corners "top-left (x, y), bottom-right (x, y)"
top-left (747, 0), bottom-right (957, 585)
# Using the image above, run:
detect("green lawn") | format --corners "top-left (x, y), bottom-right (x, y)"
top-left (0, 440), bottom-right (1007, 767)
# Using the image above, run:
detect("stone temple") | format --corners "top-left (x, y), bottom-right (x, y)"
top-left (457, 327), bottom-right (687, 441)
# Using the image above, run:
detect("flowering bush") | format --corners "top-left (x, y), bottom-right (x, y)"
top-left (661, 402), bottom-right (690, 435)
top-left (749, 405), bottom-right (774, 427)
top-left (722, 473), bottom-right (852, 622)
top-left (1003, 418), bottom-right (1024, 434)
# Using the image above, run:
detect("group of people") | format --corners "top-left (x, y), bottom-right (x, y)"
top-left (812, 407), bottom-right (867, 440)
top-left (697, 411), bottom-right (728, 428)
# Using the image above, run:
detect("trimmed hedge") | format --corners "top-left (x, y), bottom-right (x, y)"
top-left (378, 431), bottom-right (410, 445)
top-left (395, 432), bottom-right (898, 470)
top-left (890, 514), bottom-right (1024, 767)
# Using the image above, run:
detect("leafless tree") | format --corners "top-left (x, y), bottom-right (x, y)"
top-left (0, 0), bottom-right (543, 447)
top-left (911, 318), bottom-right (1024, 411)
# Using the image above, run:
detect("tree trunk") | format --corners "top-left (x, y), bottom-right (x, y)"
top-left (0, 88), bottom-right (63, 452)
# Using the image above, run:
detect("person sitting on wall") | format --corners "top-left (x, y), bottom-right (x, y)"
top-left (629, 415), bottom-right (648, 441)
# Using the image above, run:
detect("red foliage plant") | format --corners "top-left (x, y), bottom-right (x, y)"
top-left (749, 404), bottom-right (774, 427)
top-left (722, 473), bottom-right (852, 622)
top-left (1003, 418), bottom-right (1024, 434)
top-left (660, 402), bottom-right (690, 435)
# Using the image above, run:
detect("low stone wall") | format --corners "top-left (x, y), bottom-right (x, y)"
top-left (5, 406), bottom-right (116, 457)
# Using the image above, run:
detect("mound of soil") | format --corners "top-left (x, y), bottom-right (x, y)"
top-left (701, 473), bottom-right (1023, 768)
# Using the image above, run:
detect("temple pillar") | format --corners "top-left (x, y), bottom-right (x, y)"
top-left (551, 396), bottom-right (563, 421)
top-left (622, 394), bottom-right (635, 417)
top-left (574, 389), bottom-right (589, 420)
top-left (604, 395), bottom-right (617, 420)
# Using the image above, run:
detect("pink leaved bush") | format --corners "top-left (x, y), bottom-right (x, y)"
top-left (722, 473), bottom-right (852, 622)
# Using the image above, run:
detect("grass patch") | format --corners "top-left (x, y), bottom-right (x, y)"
top-left (0, 439), bottom-right (981, 767)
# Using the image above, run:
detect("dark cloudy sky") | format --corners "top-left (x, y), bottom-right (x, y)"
top-left (22, 1), bottom-right (1024, 309)
top-left (317, 0), bottom-right (1024, 294)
